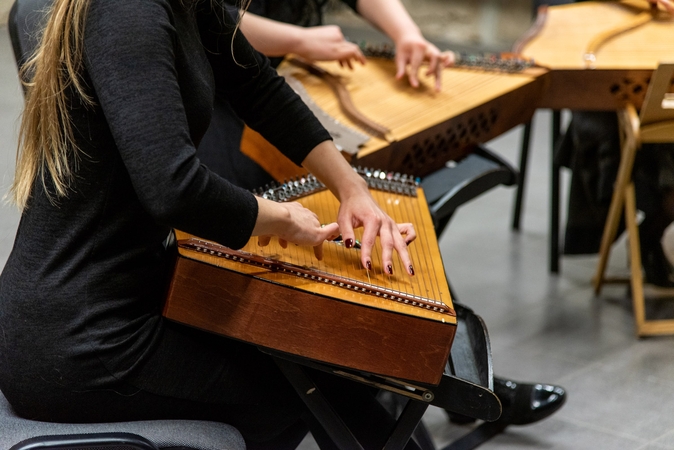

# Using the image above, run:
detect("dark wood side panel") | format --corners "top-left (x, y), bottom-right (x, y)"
top-left (539, 69), bottom-right (654, 110)
top-left (163, 256), bottom-right (455, 385)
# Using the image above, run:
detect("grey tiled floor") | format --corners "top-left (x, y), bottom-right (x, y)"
top-left (3, 8), bottom-right (674, 449)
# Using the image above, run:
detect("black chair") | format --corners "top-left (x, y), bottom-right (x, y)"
top-left (5, 1), bottom-right (246, 448)
top-left (0, 390), bottom-right (245, 450)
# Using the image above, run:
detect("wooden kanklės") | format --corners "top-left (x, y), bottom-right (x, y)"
top-left (163, 171), bottom-right (456, 386)
top-left (240, 55), bottom-right (547, 182)
top-left (516, 0), bottom-right (674, 110)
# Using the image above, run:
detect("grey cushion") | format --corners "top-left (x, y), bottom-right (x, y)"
top-left (0, 392), bottom-right (246, 450)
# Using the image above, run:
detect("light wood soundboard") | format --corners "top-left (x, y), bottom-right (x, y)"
top-left (517, 0), bottom-right (674, 110)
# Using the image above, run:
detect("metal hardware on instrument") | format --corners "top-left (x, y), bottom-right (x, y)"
top-left (357, 41), bottom-right (537, 73)
top-left (177, 237), bottom-right (451, 313)
top-left (252, 167), bottom-right (419, 202)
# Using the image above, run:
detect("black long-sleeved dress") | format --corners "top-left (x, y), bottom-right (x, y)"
top-left (0, 0), bottom-right (331, 441)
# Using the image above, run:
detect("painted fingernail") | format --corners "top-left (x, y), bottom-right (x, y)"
top-left (366, 261), bottom-right (372, 270)
top-left (409, 265), bottom-right (415, 276)
top-left (405, 240), bottom-right (411, 246)
top-left (387, 265), bottom-right (393, 275)
top-left (345, 238), bottom-right (354, 248)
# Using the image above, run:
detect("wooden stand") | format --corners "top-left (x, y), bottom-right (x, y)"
top-left (592, 63), bottom-right (674, 336)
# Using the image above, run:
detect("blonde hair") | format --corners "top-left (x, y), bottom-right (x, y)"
top-left (11, 0), bottom-right (93, 209)
top-left (10, 0), bottom-right (250, 210)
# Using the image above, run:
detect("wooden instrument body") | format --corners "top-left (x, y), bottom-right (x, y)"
top-left (519, 0), bottom-right (674, 110)
top-left (163, 185), bottom-right (456, 385)
top-left (242, 58), bottom-right (546, 181)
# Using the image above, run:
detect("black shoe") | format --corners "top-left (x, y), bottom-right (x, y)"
top-left (492, 378), bottom-right (566, 425)
top-left (445, 377), bottom-right (566, 426)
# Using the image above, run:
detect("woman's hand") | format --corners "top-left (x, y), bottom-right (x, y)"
top-left (240, 14), bottom-right (365, 69)
top-left (393, 32), bottom-right (455, 92)
top-left (253, 197), bottom-right (340, 260)
top-left (334, 177), bottom-right (416, 275)
top-left (648, 0), bottom-right (674, 13)
top-left (302, 141), bottom-right (417, 275)
top-left (295, 25), bottom-right (367, 69)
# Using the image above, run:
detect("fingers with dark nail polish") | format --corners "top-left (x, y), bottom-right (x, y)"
top-left (366, 260), bottom-right (372, 271)
top-left (409, 265), bottom-right (415, 276)
top-left (387, 265), bottom-right (393, 275)
top-left (345, 238), bottom-right (354, 249)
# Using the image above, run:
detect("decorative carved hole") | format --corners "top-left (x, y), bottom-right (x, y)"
top-left (489, 109), bottom-right (498, 124)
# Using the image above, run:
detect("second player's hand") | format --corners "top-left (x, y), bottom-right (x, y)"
top-left (648, 0), bottom-right (674, 13)
top-left (394, 33), bottom-right (454, 91)
top-left (295, 25), bottom-right (366, 69)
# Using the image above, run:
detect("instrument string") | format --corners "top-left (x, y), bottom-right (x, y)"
top-left (322, 192), bottom-right (348, 281)
top-left (305, 192), bottom-right (327, 273)
top-left (373, 190), bottom-right (412, 296)
top-left (313, 191), bottom-right (356, 285)
top-left (370, 192), bottom-right (414, 294)
top-left (389, 188), bottom-right (426, 298)
top-left (387, 188), bottom-right (439, 302)
top-left (413, 191), bottom-right (445, 303)
top-left (369, 76), bottom-right (502, 135)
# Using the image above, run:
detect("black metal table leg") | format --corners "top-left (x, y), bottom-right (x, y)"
top-left (512, 121), bottom-right (532, 231)
top-left (550, 110), bottom-right (562, 273)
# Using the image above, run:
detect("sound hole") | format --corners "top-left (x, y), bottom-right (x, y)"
top-left (608, 76), bottom-right (650, 105)
top-left (400, 107), bottom-right (499, 172)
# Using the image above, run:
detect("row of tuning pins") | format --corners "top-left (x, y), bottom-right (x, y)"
top-left (356, 40), bottom-right (534, 74)
top-left (454, 52), bottom-right (535, 73)
top-left (254, 174), bottom-right (324, 202)
top-left (356, 167), bottom-right (420, 196)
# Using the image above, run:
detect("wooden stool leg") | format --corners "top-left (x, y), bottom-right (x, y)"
top-left (624, 183), bottom-right (646, 335)
top-left (593, 107), bottom-right (640, 294)
top-left (592, 183), bottom-right (626, 294)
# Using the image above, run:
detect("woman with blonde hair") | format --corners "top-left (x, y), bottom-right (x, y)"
top-left (0, 0), bottom-right (418, 447)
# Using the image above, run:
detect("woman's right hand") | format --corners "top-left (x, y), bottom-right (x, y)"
top-left (648, 0), bottom-right (674, 12)
top-left (253, 197), bottom-right (340, 260)
top-left (294, 25), bottom-right (366, 69)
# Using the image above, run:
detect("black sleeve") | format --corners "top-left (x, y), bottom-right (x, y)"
top-left (83, 0), bottom-right (260, 249)
top-left (341, 0), bottom-right (359, 13)
top-left (196, 4), bottom-right (332, 166)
